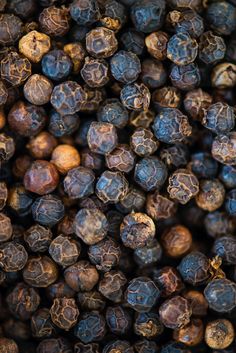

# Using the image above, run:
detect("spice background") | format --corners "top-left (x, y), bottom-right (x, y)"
top-left (0, 0), bottom-right (236, 352)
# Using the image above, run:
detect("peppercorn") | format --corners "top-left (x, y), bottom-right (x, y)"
top-left (32, 194), bottom-right (65, 227)
top-left (0, 241), bottom-right (28, 271)
top-left (74, 311), bottom-right (106, 343)
top-left (97, 98), bottom-right (128, 128)
top-left (204, 278), bottom-right (236, 313)
top-left (7, 184), bottom-right (33, 216)
top-left (96, 170), bottom-right (129, 203)
top-left (106, 305), bottom-right (131, 335)
top-left (74, 342), bottom-right (100, 353)
top-left (146, 191), bottom-right (176, 221)
top-left (212, 132), bottom-right (236, 165)
top-left (49, 235), bottom-right (80, 267)
top-left (36, 337), bottom-right (72, 353)
top-left (51, 144), bottom-right (80, 175)
top-left (64, 260), bottom-right (99, 292)
top-left (50, 297), bottom-right (79, 330)
top-left (195, 179), bottom-right (225, 212)
top-left (99, 270), bottom-right (127, 302)
top-left (0, 338), bottom-right (19, 353)
top-left (170, 63), bottom-right (200, 91)
top-left (117, 187), bottom-right (146, 214)
top-left (153, 266), bottom-right (184, 297)
top-left (19, 31), bottom-right (51, 64)
top-left (46, 280), bottom-right (75, 301)
top-left (103, 340), bottom-right (133, 353)
top-left (50, 81), bottom-right (87, 115)
top-left (24, 224), bottom-right (52, 253)
top-left (77, 290), bottom-right (105, 312)
top-left (159, 295), bottom-right (191, 329)
top-left (173, 318), bottom-right (204, 346)
top-left (23, 74), bottom-right (53, 106)
top-left (121, 83), bottom-right (150, 111)
top-left (121, 29), bottom-right (145, 56)
top-left (70, 0), bottom-right (100, 26)
top-left (0, 13), bottom-right (23, 45)
top-left (211, 63), bottom-right (236, 89)
top-left (87, 122), bottom-right (118, 155)
top-left (6, 282), bottom-right (40, 320)
top-left (183, 290), bottom-right (208, 317)
top-left (134, 312), bottom-right (163, 339)
top-left (39, 6), bottom-right (70, 37)
top-left (0, 183), bottom-right (7, 211)
top-left (178, 251), bottom-right (210, 285)
top-left (31, 308), bottom-right (56, 338)
top-left (86, 27), bottom-right (118, 58)
top-left (205, 319), bottom-right (235, 349)
top-left (134, 339), bottom-right (158, 353)
top-left (167, 32), bottom-right (198, 66)
top-left (134, 239), bottom-right (162, 267)
top-left (167, 9), bottom-right (204, 38)
top-left (8, 101), bottom-right (46, 137)
top-left (212, 236), bottom-right (236, 265)
top-left (81, 57), bottom-right (109, 88)
top-left (168, 168), bottom-right (199, 204)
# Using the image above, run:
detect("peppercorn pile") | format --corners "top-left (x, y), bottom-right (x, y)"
top-left (1, 0), bottom-right (236, 352)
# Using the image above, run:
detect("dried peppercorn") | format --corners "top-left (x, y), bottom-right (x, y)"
top-left (36, 337), bottom-right (72, 353)
top-left (134, 312), bottom-right (163, 339)
top-left (74, 311), bottom-right (106, 343)
top-left (110, 50), bottom-right (141, 84)
top-left (64, 42), bottom-right (86, 74)
top-left (153, 266), bottom-right (184, 297)
top-left (117, 187), bottom-right (146, 214)
top-left (206, 320), bottom-right (235, 350)
top-left (159, 295), bottom-right (192, 329)
top-left (50, 298), bottom-right (79, 330)
top-left (202, 102), bottom-right (235, 135)
top-left (0, 338), bottom-right (19, 353)
top-left (103, 340), bottom-right (133, 353)
top-left (0, 183), bottom-right (7, 211)
top-left (212, 132), bottom-right (236, 165)
top-left (24, 74), bottom-right (53, 106)
top-left (49, 235), bottom-right (80, 267)
top-left (167, 168), bottom-right (199, 204)
top-left (64, 260), bottom-right (99, 292)
top-left (97, 98), bottom-right (128, 129)
top-left (183, 290), bottom-right (208, 317)
top-left (24, 224), bottom-right (52, 253)
top-left (184, 88), bottom-right (212, 120)
top-left (134, 239), bottom-right (162, 267)
top-left (7, 185), bottom-right (33, 216)
top-left (204, 278), bottom-right (236, 313)
top-left (134, 339), bottom-right (158, 353)
top-left (6, 282), bottom-right (40, 320)
top-left (51, 144), bottom-right (80, 174)
top-left (1, 52), bottom-right (31, 87)
top-left (87, 122), bottom-right (118, 155)
top-left (19, 31), bottom-right (51, 63)
top-left (99, 270), bottom-right (127, 302)
top-left (39, 6), bottom-right (70, 37)
top-left (86, 27), bottom-right (118, 58)
top-left (146, 192), bottom-right (176, 221)
top-left (8, 101), bottom-right (46, 137)
top-left (105, 144), bottom-right (135, 173)
top-left (206, 1), bottom-right (236, 36)
top-left (211, 62), bottom-right (236, 89)
top-left (167, 32), bottom-right (198, 66)
top-left (46, 280), bottom-right (75, 301)
top-left (106, 306), bottom-right (131, 335)
top-left (167, 9), bottom-right (204, 38)
top-left (170, 63), bottom-right (200, 91)
top-left (32, 195), bottom-right (65, 227)
top-left (204, 211), bottom-right (236, 238)
top-left (31, 308), bottom-right (56, 338)
top-left (195, 179), bottom-right (225, 212)
top-left (96, 170), bottom-right (129, 203)
top-left (70, 0), bottom-right (100, 26)
top-left (0, 241), bottom-right (28, 271)
top-left (173, 318), bottom-right (204, 346)
top-left (161, 226), bottom-right (191, 259)
top-left (0, 13), bottom-right (23, 45)
top-left (121, 29), bottom-right (145, 56)
top-left (120, 83), bottom-right (150, 111)
top-left (178, 251), bottom-right (210, 285)
top-left (27, 132), bottom-right (57, 160)
top-left (81, 57), bottom-right (109, 88)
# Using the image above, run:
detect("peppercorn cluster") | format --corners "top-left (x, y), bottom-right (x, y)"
top-left (0, 0), bottom-right (236, 352)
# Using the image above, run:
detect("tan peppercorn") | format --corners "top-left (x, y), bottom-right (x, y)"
top-left (64, 43), bottom-right (86, 74)
top-left (23, 74), bottom-right (53, 106)
top-left (161, 225), bottom-right (192, 258)
top-left (19, 30), bottom-right (51, 63)
top-left (205, 319), bottom-right (234, 349)
top-left (145, 31), bottom-right (169, 60)
top-left (173, 318), bottom-right (204, 346)
top-left (27, 132), bottom-right (57, 159)
top-left (51, 144), bottom-right (80, 174)
top-left (0, 107), bottom-right (6, 130)
top-left (0, 213), bottom-right (12, 242)
top-left (211, 63), bottom-right (236, 88)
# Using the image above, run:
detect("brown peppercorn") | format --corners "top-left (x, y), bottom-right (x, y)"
top-left (129, 110), bottom-right (155, 128)
top-left (81, 57), bottom-right (109, 88)
top-left (74, 208), bottom-right (108, 245)
top-left (0, 213), bottom-right (12, 242)
top-left (168, 168), bottom-right (199, 204)
top-left (153, 266), bottom-right (184, 297)
top-left (99, 270), bottom-right (127, 303)
top-left (31, 308), bottom-right (56, 338)
top-left (24, 224), bottom-right (52, 253)
top-left (120, 212), bottom-right (156, 250)
top-left (105, 144), bottom-right (136, 173)
top-left (183, 290), bottom-right (208, 317)
top-left (212, 132), bottom-right (236, 165)
top-left (145, 31), bottom-right (169, 60)
top-left (39, 6), bottom-right (70, 37)
top-left (24, 74), bottom-right (53, 106)
top-left (205, 319), bottom-right (235, 349)
top-left (27, 132), bottom-right (57, 160)
top-left (86, 27), bottom-right (118, 58)
top-left (12, 155), bottom-right (33, 179)
top-left (50, 298), bottom-right (79, 331)
top-left (152, 86), bottom-right (181, 110)
top-left (0, 338), bottom-right (19, 353)
top-left (8, 101), bottom-right (46, 137)
top-left (64, 260), bottom-right (99, 292)
top-left (159, 295), bottom-right (192, 329)
top-left (0, 13), bottom-right (23, 45)
top-left (184, 88), bottom-right (213, 120)
top-left (6, 282), bottom-right (40, 321)
top-left (19, 30), bottom-right (51, 63)
top-left (173, 318), bottom-right (204, 346)
top-left (0, 107), bottom-right (6, 129)
top-left (146, 191), bottom-right (176, 221)
top-left (0, 80), bottom-right (8, 106)
top-left (51, 144), bottom-right (80, 174)
top-left (211, 63), bottom-right (236, 88)
top-left (130, 128), bottom-right (159, 157)
top-left (0, 133), bottom-right (15, 162)
top-left (23, 256), bottom-right (58, 288)
top-left (88, 237), bottom-right (121, 272)
top-left (0, 183), bottom-right (7, 211)
top-left (64, 42), bottom-right (86, 74)
top-left (0, 241), bottom-right (28, 272)
top-left (24, 160), bottom-right (59, 195)
top-left (1, 51), bottom-right (31, 87)
top-left (195, 179), bottom-right (225, 212)
top-left (161, 225), bottom-right (192, 258)
top-left (87, 121), bottom-right (118, 155)
top-left (49, 235), bottom-right (81, 268)
top-left (7, 185), bottom-right (33, 217)
top-left (77, 291), bottom-right (106, 312)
